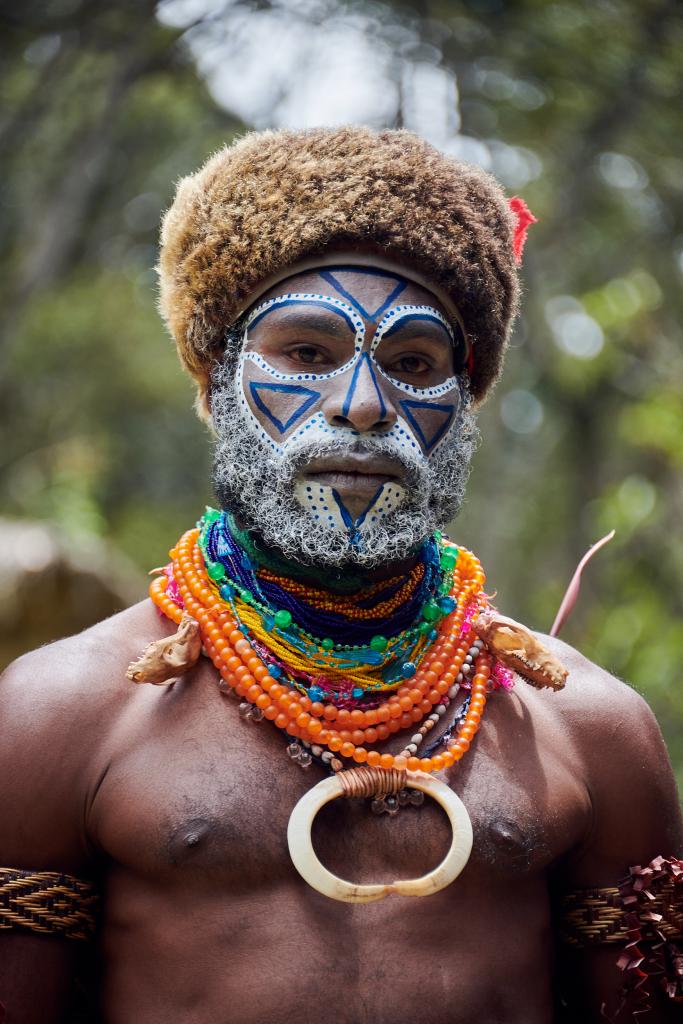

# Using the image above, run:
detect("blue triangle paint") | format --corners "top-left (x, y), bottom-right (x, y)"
top-left (320, 269), bottom-right (407, 321)
top-left (399, 399), bottom-right (455, 452)
top-left (249, 381), bottom-right (320, 434)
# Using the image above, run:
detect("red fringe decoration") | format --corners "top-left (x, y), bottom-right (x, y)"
top-left (614, 856), bottom-right (683, 1018)
top-left (508, 196), bottom-right (538, 265)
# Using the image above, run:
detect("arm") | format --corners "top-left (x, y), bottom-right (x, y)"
top-left (0, 933), bottom-right (81, 1024)
top-left (0, 643), bottom-right (102, 1023)
top-left (552, 660), bottom-right (683, 1022)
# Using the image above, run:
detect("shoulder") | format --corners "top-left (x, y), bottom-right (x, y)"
top-left (0, 600), bottom-right (173, 872)
top-left (1, 599), bottom-right (171, 726)
top-left (527, 632), bottom-right (683, 880)
top-left (530, 631), bottom-right (666, 756)
top-left (493, 627), bottom-right (664, 775)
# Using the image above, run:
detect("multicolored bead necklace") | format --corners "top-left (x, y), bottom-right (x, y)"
top-left (196, 510), bottom-right (455, 695)
top-left (150, 510), bottom-right (501, 779)
top-left (136, 512), bottom-right (570, 901)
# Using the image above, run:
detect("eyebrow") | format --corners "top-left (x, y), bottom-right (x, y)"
top-left (248, 299), bottom-right (356, 336)
top-left (380, 312), bottom-right (453, 346)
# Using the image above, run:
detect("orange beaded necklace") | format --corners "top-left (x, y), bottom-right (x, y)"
top-left (150, 527), bottom-right (492, 775)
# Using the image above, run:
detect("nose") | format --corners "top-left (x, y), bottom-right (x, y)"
top-left (322, 353), bottom-right (397, 434)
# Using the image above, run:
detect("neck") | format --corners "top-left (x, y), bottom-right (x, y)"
top-left (229, 513), bottom-right (424, 592)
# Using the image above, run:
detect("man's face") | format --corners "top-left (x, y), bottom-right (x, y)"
top-left (211, 262), bottom-right (478, 569)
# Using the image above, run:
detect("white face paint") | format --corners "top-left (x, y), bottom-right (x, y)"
top-left (235, 267), bottom-right (469, 546)
top-left (293, 476), bottom-right (407, 540)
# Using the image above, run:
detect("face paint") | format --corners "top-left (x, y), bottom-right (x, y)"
top-left (235, 267), bottom-right (468, 547)
top-left (244, 292), bottom-right (366, 382)
top-left (212, 370), bottom-right (478, 570)
top-left (292, 478), bottom-right (407, 549)
top-left (371, 305), bottom-right (467, 454)
top-left (370, 305), bottom-right (464, 397)
top-left (211, 368), bottom-right (478, 572)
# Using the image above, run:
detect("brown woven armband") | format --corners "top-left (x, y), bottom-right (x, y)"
top-left (559, 856), bottom-right (683, 1007)
top-left (560, 882), bottom-right (683, 947)
top-left (0, 867), bottom-right (98, 941)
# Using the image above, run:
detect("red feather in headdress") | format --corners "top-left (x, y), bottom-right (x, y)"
top-left (508, 196), bottom-right (538, 265)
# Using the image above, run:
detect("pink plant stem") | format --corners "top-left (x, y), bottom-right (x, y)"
top-left (550, 530), bottom-right (616, 637)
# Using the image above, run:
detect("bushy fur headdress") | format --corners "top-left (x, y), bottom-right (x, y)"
top-left (158, 126), bottom-right (522, 417)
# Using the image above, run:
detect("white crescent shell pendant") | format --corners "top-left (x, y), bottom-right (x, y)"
top-left (287, 771), bottom-right (473, 903)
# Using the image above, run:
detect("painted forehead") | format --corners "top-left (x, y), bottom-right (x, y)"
top-left (248, 265), bottom-right (455, 334)
top-left (242, 266), bottom-right (470, 387)
top-left (242, 262), bottom-right (462, 346)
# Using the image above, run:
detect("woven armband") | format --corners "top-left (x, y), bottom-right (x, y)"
top-left (0, 867), bottom-right (98, 941)
top-left (560, 856), bottom-right (683, 1006)
top-left (560, 881), bottom-right (683, 947)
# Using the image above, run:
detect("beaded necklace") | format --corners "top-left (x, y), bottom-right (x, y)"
top-left (197, 510), bottom-right (457, 694)
top-left (148, 517), bottom-right (516, 900)
top-left (137, 516), bottom-right (570, 901)
top-left (151, 515), bottom-right (493, 777)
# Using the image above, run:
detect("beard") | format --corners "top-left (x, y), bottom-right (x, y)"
top-left (210, 357), bottom-right (479, 570)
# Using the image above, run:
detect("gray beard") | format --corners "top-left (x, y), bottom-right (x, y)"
top-left (210, 358), bottom-right (479, 570)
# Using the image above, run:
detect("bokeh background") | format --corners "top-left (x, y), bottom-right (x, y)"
top-left (1, 0), bottom-right (682, 793)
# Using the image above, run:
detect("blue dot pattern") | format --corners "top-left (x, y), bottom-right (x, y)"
top-left (235, 291), bottom-right (465, 467)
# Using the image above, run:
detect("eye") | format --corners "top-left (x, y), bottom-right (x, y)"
top-left (387, 354), bottom-right (432, 376)
top-left (286, 345), bottom-right (328, 365)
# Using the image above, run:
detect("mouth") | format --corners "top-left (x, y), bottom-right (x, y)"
top-left (301, 454), bottom-right (404, 498)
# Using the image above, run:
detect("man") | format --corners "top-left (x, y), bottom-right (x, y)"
top-left (1, 127), bottom-right (681, 1023)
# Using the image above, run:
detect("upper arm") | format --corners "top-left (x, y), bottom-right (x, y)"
top-left (0, 647), bottom-right (96, 870)
top-left (570, 675), bottom-right (682, 882)
top-left (553, 654), bottom-right (683, 1022)
top-left (0, 932), bottom-right (83, 1024)
top-left (0, 643), bottom-right (106, 1022)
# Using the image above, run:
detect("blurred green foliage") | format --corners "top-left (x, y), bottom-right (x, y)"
top-left (1, 0), bottom-right (682, 791)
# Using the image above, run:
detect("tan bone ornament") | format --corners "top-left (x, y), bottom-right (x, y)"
top-left (126, 613), bottom-right (202, 685)
top-left (473, 610), bottom-right (568, 690)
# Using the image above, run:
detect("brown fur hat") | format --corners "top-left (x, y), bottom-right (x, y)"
top-left (158, 126), bottom-right (520, 416)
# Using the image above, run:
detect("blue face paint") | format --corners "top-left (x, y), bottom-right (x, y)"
top-left (319, 267), bottom-right (408, 321)
top-left (243, 292), bottom-right (365, 382)
top-left (236, 267), bottom-right (467, 538)
top-left (341, 353), bottom-right (387, 420)
top-left (249, 295), bottom-right (361, 336)
top-left (248, 381), bottom-right (321, 435)
top-left (370, 304), bottom-right (462, 398)
top-left (399, 399), bottom-right (456, 453)
top-left (293, 478), bottom-right (407, 551)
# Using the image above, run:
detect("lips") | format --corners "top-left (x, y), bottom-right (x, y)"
top-left (303, 453), bottom-right (405, 479)
top-left (301, 453), bottom-right (405, 497)
top-left (305, 471), bottom-right (396, 496)
top-left (303, 452), bottom-right (403, 475)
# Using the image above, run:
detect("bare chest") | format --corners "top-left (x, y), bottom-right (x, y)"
top-left (91, 668), bottom-right (589, 892)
